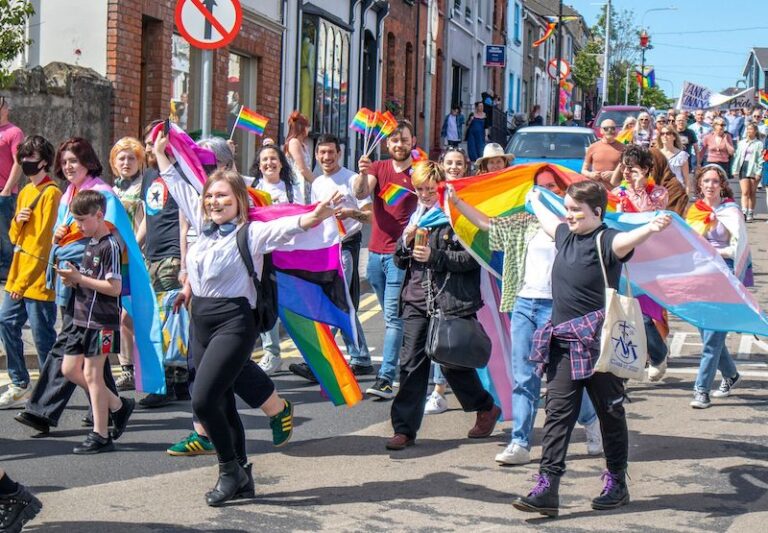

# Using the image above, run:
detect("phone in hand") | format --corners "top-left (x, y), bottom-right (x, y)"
top-left (163, 118), bottom-right (170, 136)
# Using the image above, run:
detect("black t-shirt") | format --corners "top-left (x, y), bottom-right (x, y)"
top-left (73, 234), bottom-right (122, 330)
top-left (678, 128), bottom-right (697, 157)
top-left (551, 223), bottom-right (634, 326)
top-left (141, 167), bottom-right (181, 261)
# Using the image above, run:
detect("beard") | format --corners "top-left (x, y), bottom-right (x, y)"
top-left (390, 149), bottom-right (412, 162)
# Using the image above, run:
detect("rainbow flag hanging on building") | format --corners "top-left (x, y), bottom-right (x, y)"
top-left (635, 67), bottom-right (655, 89)
top-left (233, 106), bottom-right (269, 136)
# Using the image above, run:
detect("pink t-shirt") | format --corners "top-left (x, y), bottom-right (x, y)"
top-left (0, 122), bottom-right (24, 190)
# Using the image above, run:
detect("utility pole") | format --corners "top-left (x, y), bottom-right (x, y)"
top-left (600, 0), bottom-right (611, 106)
top-left (553, 0), bottom-right (564, 124)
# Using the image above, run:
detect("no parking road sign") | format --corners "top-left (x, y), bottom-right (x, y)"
top-left (175, 0), bottom-right (242, 50)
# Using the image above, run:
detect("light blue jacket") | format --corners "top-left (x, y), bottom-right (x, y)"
top-left (731, 138), bottom-right (763, 178)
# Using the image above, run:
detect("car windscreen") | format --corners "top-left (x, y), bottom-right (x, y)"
top-left (595, 110), bottom-right (638, 127)
top-left (507, 132), bottom-right (593, 159)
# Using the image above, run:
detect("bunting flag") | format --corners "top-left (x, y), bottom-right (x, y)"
top-left (233, 106), bottom-right (269, 136)
top-left (759, 90), bottom-right (768, 109)
top-left (52, 178), bottom-right (165, 393)
top-left (533, 187), bottom-right (768, 334)
top-left (635, 66), bottom-right (655, 89)
top-left (379, 182), bottom-right (416, 207)
top-left (533, 16), bottom-right (579, 47)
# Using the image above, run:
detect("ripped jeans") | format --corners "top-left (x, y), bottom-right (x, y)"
top-left (539, 343), bottom-right (628, 477)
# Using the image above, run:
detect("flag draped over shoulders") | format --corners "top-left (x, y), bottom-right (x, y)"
top-left (50, 176), bottom-right (165, 393)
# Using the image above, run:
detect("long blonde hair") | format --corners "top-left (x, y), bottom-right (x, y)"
top-left (201, 170), bottom-right (250, 224)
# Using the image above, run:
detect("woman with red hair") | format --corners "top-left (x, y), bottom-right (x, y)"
top-left (284, 111), bottom-right (314, 200)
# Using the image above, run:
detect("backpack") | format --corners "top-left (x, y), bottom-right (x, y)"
top-left (235, 222), bottom-right (279, 334)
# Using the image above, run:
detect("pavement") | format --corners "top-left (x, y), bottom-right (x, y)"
top-left (2, 187), bottom-right (768, 531)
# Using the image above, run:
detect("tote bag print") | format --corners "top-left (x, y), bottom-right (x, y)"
top-left (595, 232), bottom-right (648, 380)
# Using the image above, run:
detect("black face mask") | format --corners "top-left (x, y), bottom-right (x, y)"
top-left (21, 160), bottom-right (44, 177)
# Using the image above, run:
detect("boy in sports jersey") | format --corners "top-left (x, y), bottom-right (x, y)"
top-left (57, 190), bottom-right (134, 454)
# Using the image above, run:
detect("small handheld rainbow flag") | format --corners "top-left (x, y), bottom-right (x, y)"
top-left (759, 90), bottom-right (768, 109)
top-left (350, 108), bottom-right (373, 135)
top-left (616, 129), bottom-right (634, 145)
top-left (411, 146), bottom-right (428, 162)
top-left (231, 106), bottom-right (269, 138)
top-left (379, 182), bottom-right (414, 206)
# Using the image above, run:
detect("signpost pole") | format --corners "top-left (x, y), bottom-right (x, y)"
top-left (553, 0), bottom-right (564, 125)
top-left (201, 49), bottom-right (212, 138)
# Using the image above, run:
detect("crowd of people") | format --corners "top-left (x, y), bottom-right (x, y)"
top-left (0, 92), bottom-right (762, 529)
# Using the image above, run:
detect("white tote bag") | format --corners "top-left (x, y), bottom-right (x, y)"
top-left (594, 232), bottom-right (648, 380)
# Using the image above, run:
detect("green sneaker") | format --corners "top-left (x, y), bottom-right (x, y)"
top-left (166, 431), bottom-right (216, 456)
top-left (269, 400), bottom-right (293, 447)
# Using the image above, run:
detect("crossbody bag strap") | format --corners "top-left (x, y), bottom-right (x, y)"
top-left (235, 222), bottom-right (260, 292)
top-left (28, 182), bottom-right (58, 211)
top-left (596, 230), bottom-right (633, 297)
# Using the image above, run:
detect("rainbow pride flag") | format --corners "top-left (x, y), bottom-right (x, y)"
top-left (379, 182), bottom-right (414, 207)
top-left (234, 106), bottom-right (269, 136)
top-left (349, 108), bottom-right (374, 135)
top-left (759, 89), bottom-right (768, 109)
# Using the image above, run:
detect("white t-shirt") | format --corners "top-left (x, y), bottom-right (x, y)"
top-left (311, 166), bottom-right (371, 238)
top-left (254, 179), bottom-right (305, 205)
top-left (517, 228), bottom-right (556, 299)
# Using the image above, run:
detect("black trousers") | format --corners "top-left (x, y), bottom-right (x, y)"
top-left (539, 342), bottom-right (628, 477)
top-left (25, 302), bottom-right (118, 426)
top-left (189, 297), bottom-right (273, 464)
top-left (391, 304), bottom-right (494, 439)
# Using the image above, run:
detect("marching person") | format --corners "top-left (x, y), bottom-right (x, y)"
top-left (154, 130), bottom-right (340, 505)
top-left (513, 180), bottom-right (670, 517)
top-left (582, 120), bottom-right (625, 189)
top-left (0, 136), bottom-right (61, 410)
top-left (687, 166), bottom-right (747, 409)
top-left (474, 143), bottom-right (515, 174)
top-left (386, 161), bottom-right (501, 450)
top-left (732, 123), bottom-right (763, 222)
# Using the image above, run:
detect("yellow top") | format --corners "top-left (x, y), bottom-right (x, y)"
top-left (6, 178), bottom-right (62, 301)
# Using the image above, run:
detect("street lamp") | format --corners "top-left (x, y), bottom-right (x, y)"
top-left (641, 7), bottom-right (678, 29)
top-left (637, 30), bottom-right (651, 104)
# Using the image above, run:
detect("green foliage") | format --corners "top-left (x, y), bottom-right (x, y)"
top-left (0, 0), bottom-right (35, 87)
top-left (640, 86), bottom-right (671, 109)
top-left (573, 40), bottom-right (601, 93)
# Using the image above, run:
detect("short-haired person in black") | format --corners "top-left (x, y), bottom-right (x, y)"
top-left (56, 190), bottom-right (135, 454)
top-left (513, 181), bottom-right (671, 517)
top-left (153, 131), bottom-right (342, 506)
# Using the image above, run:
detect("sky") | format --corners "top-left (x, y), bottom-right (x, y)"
top-left (571, 0), bottom-right (768, 97)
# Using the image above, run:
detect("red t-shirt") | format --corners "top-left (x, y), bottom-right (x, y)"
top-left (368, 160), bottom-right (417, 254)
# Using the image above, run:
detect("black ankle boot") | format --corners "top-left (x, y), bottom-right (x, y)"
top-left (512, 472), bottom-right (560, 518)
top-left (205, 460), bottom-right (251, 507)
top-left (591, 470), bottom-right (630, 510)
top-left (240, 463), bottom-right (255, 499)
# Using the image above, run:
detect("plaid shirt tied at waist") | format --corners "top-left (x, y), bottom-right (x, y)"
top-left (530, 310), bottom-right (606, 380)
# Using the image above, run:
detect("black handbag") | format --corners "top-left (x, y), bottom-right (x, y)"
top-left (423, 270), bottom-right (492, 370)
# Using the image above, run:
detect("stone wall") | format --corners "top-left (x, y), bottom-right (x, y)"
top-left (1, 62), bottom-right (113, 177)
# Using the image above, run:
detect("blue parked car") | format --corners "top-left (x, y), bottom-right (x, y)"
top-left (506, 126), bottom-right (596, 173)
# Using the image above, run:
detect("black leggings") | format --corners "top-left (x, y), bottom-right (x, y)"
top-left (189, 297), bottom-right (273, 464)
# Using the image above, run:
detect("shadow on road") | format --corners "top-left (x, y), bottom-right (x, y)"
top-left (27, 523), bottom-right (247, 533)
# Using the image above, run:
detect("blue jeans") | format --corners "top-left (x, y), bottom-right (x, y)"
top-left (644, 315), bottom-right (668, 366)
top-left (510, 297), bottom-right (596, 450)
top-left (366, 251), bottom-right (405, 382)
top-left (0, 194), bottom-right (16, 280)
top-left (430, 362), bottom-right (447, 386)
top-left (339, 247), bottom-right (371, 366)
top-left (260, 321), bottom-right (281, 357)
top-left (695, 328), bottom-right (738, 393)
top-left (0, 293), bottom-right (57, 387)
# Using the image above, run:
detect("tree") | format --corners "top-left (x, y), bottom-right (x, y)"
top-left (572, 40), bottom-right (602, 94)
top-left (0, 0), bottom-right (35, 87)
top-left (591, 6), bottom-right (643, 105)
top-left (640, 86), bottom-right (671, 110)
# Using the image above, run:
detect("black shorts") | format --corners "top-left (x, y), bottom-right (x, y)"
top-left (62, 323), bottom-right (120, 358)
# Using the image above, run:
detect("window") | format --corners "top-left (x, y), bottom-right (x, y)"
top-left (454, 0), bottom-right (462, 14)
top-left (299, 16), bottom-right (350, 143)
top-left (465, 0), bottom-right (472, 20)
top-left (170, 33), bottom-right (196, 131)
top-left (514, 3), bottom-right (521, 44)
top-left (225, 52), bottom-right (256, 172)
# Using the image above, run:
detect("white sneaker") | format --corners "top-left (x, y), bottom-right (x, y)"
top-left (258, 353), bottom-right (283, 376)
top-left (584, 419), bottom-right (604, 456)
top-left (648, 359), bottom-right (668, 382)
top-left (0, 383), bottom-right (32, 410)
top-left (495, 443), bottom-right (530, 465)
top-left (424, 391), bottom-right (448, 415)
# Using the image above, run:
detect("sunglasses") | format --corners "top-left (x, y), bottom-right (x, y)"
top-left (661, 131), bottom-right (675, 136)
top-left (602, 126), bottom-right (616, 131)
